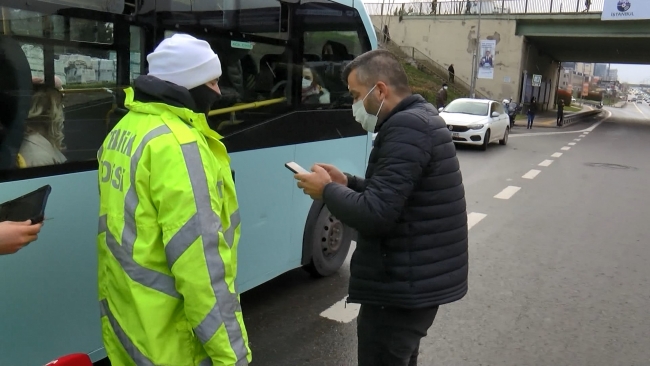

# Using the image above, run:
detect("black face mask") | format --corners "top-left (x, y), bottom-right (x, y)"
top-left (188, 84), bottom-right (220, 115)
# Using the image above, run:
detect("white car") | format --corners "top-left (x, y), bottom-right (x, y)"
top-left (438, 98), bottom-right (510, 151)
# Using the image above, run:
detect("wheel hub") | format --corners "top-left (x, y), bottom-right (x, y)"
top-left (321, 217), bottom-right (344, 257)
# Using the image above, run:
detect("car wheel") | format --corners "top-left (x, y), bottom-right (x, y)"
top-left (499, 127), bottom-right (508, 145)
top-left (481, 129), bottom-right (490, 151)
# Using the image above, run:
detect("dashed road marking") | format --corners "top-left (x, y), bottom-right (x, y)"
top-left (579, 135), bottom-right (586, 138)
top-left (552, 152), bottom-right (563, 158)
top-left (494, 186), bottom-right (521, 200)
top-left (468, 212), bottom-right (487, 230)
top-left (574, 139), bottom-right (581, 141)
top-left (583, 132), bottom-right (590, 135)
top-left (569, 142), bottom-right (576, 146)
top-left (561, 146), bottom-right (571, 151)
top-left (539, 160), bottom-right (554, 167)
top-left (522, 169), bottom-right (541, 179)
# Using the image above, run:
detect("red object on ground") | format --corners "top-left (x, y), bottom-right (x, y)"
top-left (44, 353), bottom-right (93, 366)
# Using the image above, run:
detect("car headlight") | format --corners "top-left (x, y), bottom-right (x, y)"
top-left (468, 124), bottom-right (485, 130)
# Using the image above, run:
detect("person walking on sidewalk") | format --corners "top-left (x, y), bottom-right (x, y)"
top-left (448, 64), bottom-right (455, 83)
top-left (556, 99), bottom-right (564, 127)
top-left (527, 97), bottom-right (537, 129)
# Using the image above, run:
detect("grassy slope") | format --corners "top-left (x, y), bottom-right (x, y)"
top-left (402, 62), bottom-right (461, 105)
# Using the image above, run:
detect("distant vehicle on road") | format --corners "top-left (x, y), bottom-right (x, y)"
top-left (439, 98), bottom-right (510, 151)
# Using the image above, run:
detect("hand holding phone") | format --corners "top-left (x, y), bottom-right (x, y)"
top-left (285, 162), bottom-right (310, 175)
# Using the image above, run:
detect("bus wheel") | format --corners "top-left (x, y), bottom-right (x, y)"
top-left (305, 205), bottom-right (353, 278)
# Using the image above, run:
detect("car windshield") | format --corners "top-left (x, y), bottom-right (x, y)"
top-left (443, 100), bottom-right (489, 116)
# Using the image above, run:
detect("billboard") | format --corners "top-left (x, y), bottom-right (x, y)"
top-left (582, 83), bottom-right (590, 97)
top-left (477, 39), bottom-right (496, 80)
top-left (602, 0), bottom-right (650, 20)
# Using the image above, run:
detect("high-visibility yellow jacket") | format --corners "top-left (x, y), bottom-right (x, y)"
top-left (97, 85), bottom-right (251, 366)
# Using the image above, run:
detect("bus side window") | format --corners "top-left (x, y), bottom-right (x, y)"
top-left (302, 31), bottom-right (364, 108)
top-left (0, 6), bottom-right (144, 171)
top-left (162, 30), bottom-right (295, 138)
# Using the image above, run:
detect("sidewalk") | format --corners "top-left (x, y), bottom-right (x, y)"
top-left (514, 104), bottom-right (593, 128)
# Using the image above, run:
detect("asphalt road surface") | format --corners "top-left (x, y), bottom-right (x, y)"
top-left (239, 104), bottom-right (650, 366)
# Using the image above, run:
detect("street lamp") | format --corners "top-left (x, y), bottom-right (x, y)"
top-left (469, 0), bottom-right (482, 99)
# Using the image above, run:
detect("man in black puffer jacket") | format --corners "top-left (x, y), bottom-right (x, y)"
top-left (295, 49), bottom-right (468, 366)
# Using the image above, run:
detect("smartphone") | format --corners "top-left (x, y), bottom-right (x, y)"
top-left (0, 185), bottom-right (52, 224)
top-left (285, 161), bottom-right (310, 174)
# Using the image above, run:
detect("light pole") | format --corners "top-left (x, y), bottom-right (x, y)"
top-left (469, 0), bottom-right (482, 98)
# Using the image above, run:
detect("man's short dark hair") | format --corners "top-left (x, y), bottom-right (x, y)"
top-left (342, 49), bottom-right (411, 95)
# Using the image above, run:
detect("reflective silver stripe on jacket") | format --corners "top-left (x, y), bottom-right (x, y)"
top-left (179, 141), bottom-right (248, 364)
top-left (100, 299), bottom-right (156, 366)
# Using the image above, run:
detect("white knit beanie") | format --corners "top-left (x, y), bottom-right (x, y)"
top-left (147, 34), bottom-right (222, 90)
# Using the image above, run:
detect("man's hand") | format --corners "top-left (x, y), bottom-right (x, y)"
top-left (315, 163), bottom-right (348, 186)
top-left (0, 220), bottom-right (43, 255)
top-left (295, 165), bottom-right (333, 200)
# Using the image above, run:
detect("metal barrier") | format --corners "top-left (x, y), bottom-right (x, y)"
top-left (365, 0), bottom-right (604, 16)
top-left (562, 109), bottom-right (602, 127)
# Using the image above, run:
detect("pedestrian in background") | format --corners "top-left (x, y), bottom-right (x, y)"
top-left (436, 83), bottom-right (448, 109)
top-left (557, 99), bottom-right (564, 127)
top-left (294, 49), bottom-right (468, 366)
top-left (448, 64), bottom-right (455, 83)
top-left (527, 96), bottom-right (538, 129)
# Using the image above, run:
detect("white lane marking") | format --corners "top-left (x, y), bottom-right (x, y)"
top-left (319, 299), bottom-right (361, 323)
top-left (568, 142), bottom-right (576, 146)
top-left (510, 116), bottom-right (608, 139)
top-left (539, 160), bottom-right (554, 167)
top-left (468, 212), bottom-right (487, 230)
top-left (522, 169), bottom-right (541, 179)
top-left (552, 152), bottom-right (563, 158)
top-left (633, 102), bottom-right (648, 118)
top-left (583, 132), bottom-right (590, 135)
top-left (494, 186), bottom-right (521, 200)
top-left (579, 135), bottom-right (586, 137)
top-left (561, 146), bottom-right (571, 151)
top-left (574, 139), bottom-right (581, 141)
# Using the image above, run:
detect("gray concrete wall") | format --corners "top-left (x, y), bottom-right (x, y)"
top-left (372, 15), bottom-right (558, 104)
top-left (520, 40), bottom-right (561, 110)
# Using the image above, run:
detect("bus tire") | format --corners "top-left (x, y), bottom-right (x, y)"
top-left (303, 204), bottom-right (353, 278)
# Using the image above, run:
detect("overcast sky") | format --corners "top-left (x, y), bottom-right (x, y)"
top-left (610, 64), bottom-right (650, 84)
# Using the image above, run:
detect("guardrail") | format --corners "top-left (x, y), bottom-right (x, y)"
top-left (562, 109), bottom-right (602, 127)
top-left (365, 0), bottom-right (604, 16)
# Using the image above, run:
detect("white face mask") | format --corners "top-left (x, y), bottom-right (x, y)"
top-left (443, 86), bottom-right (448, 90)
top-left (302, 78), bottom-right (313, 89)
top-left (352, 85), bottom-right (385, 132)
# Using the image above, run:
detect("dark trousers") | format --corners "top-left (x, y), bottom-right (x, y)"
top-left (449, 73), bottom-right (454, 83)
top-left (357, 304), bottom-right (439, 366)
top-left (557, 113), bottom-right (564, 126)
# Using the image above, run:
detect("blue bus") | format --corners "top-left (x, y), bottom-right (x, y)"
top-left (0, 0), bottom-right (377, 364)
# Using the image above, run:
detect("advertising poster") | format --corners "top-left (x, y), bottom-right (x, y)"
top-left (602, 0), bottom-right (650, 20)
top-left (477, 39), bottom-right (495, 80)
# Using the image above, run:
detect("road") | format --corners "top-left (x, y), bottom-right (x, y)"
top-left (239, 103), bottom-right (650, 366)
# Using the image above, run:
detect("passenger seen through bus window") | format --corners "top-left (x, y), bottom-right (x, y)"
top-left (302, 66), bottom-right (330, 105)
top-left (18, 81), bottom-right (67, 167)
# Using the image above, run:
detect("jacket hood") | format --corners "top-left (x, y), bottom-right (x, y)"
top-left (133, 75), bottom-right (197, 111)
top-left (124, 75), bottom-right (223, 141)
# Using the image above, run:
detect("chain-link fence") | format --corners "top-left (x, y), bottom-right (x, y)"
top-left (365, 0), bottom-right (604, 16)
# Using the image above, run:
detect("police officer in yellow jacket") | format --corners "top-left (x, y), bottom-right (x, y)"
top-left (97, 33), bottom-right (251, 366)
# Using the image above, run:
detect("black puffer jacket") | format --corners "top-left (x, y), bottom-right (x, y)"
top-left (322, 94), bottom-right (468, 309)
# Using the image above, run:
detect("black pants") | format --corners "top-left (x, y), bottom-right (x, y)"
top-left (357, 304), bottom-right (439, 366)
top-left (557, 113), bottom-right (564, 126)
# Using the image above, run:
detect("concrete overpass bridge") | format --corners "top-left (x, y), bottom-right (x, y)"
top-left (366, 0), bottom-right (650, 107)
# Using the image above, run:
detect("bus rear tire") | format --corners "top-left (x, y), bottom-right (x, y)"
top-left (304, 205), bottom-right (353, 278)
